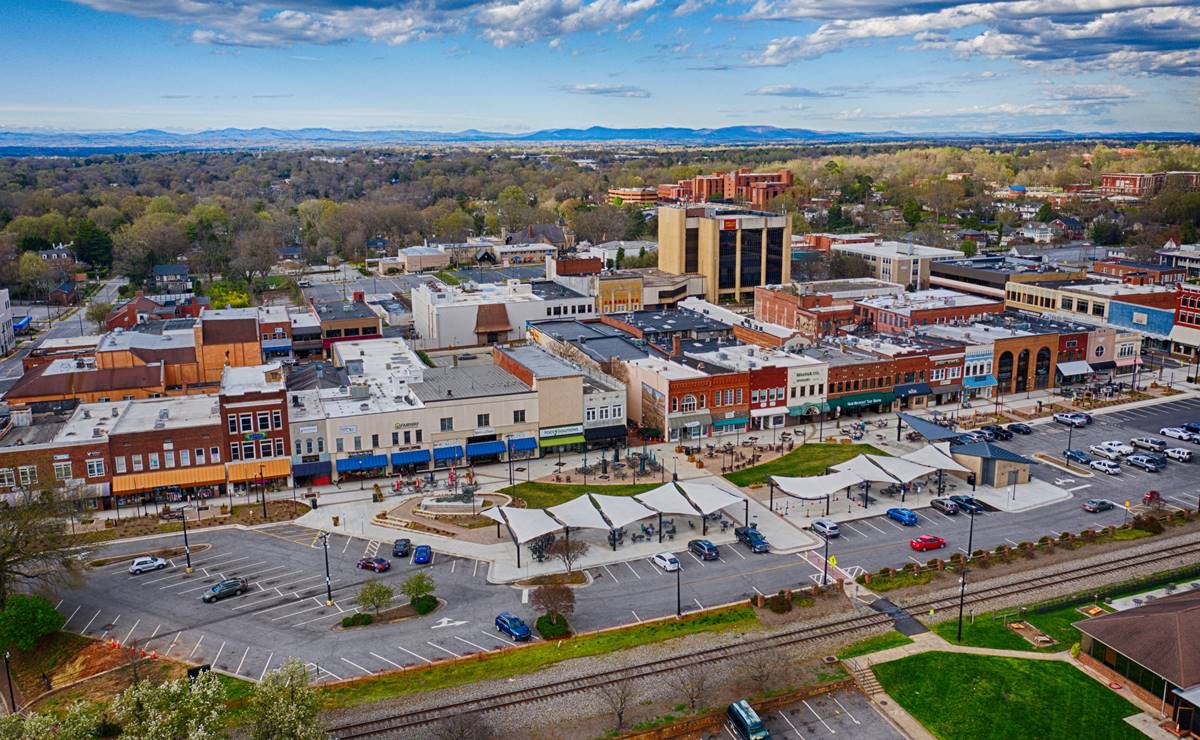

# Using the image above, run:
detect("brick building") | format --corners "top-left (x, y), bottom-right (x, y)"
top-left (219, 364), bottom-right (291, 493)
top-left (853, 289), bottom-right (1005, 334)
top-left (1091, 259), bottom-right (1185, 286)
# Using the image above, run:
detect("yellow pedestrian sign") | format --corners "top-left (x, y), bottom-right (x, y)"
top-left (828, 555), bottom-right (838, 567)
top-left (1124, 501), bottom-right (1130, 508)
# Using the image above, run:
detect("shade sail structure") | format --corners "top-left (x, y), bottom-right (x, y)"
top-left (634, 482), bottom-right (701, 516)
top-left (896, 412), bottom-right (962, 442)
top-left (771, 469), bottom-right (863, 500)
top-left (676, 481), bottom-right (745, 515)
top-left (481, 506), bottom-right (562, 543)
top-left (863, 454), bottom-right (936, 484)
top-left (901, 444), bottom-right (971, 473)
top-left (832, 454), bottom-right (900, 484)
top-left (547, 495), bottom-right (611, 530)
top-left (590, 494), bottom-right (655, 529)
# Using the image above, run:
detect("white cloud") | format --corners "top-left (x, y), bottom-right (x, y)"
top-left (558, 83), bottom-right (651, 97)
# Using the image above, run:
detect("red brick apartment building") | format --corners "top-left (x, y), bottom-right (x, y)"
top-left (754, 287), bottom-right (857, 341)
top-left (1091, 259), bottom-right (1185, 286)
top-left (657, 169), bottom-right (794, 209)
top-left (219, 364), bottom-right (291, 491)
top-left (1099, 171), bottom-right (1200, 198)
top-left (800, 233), bottom-right (879, 253)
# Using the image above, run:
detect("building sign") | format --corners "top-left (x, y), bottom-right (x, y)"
top-left (392, 421), bottom-right (420, 429)
top-left (338, 425), bottom-right (358, 434)
top-left (54, 453), bottom-right (70, 461)
top-left (299, 425), bottom-right (319, 434)
top-left (540, 424), bottom-right (584, 439)
top-left (722, 219), bottom-right (737, 230)
top-left (243, 432), bottom-right (267, 441)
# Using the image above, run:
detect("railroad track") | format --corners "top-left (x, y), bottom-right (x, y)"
top-left (328, 535), bottom-right (1200, 738)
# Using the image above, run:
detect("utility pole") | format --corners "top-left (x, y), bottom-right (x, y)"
top-left (258, 464), bottom-right (267, 520)
top-left (182, 506), bottom-right (192, 573)
top-left (319, 533), bottom-right (333, 606)
top-left (956, 506), bottom-right (976, 642)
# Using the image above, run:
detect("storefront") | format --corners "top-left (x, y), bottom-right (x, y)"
top-left (788, 402), bottom-right (829, 424)
top-left (465, 439), bottom-right (506, 465)
top-left (391, 449), bottom-right (431, 474)
top-left (667, 411), bottom-right (710, 442)
top-left (432, 445), bottom-right (464, 469)
top-left (111, 464), bottom-right (227, 513)
top-left (291, 459), bottom-right (332, 487)
top-left (828, 391), bottom-right (893, 416)
top-left (962, 374), bottom-right (996, 401)
top-left (507, 435), bottom-right (539, 460)
top-left (584, 424), bottom-right (627, 450)
top-left (539, 424), bottom-right (586, 454)
top-left (892, 383), bottom-right (931, 411)
top-left (750, 406), bottom-right (787, 430)
top-left (227, 458), bottom-right (291, 494)
top-left (1055, 360), bottom-right (1095, 386)
top-left (931, 384), bottom-right (961, 406)
top-left (335, 454), bottom-right (388, 480)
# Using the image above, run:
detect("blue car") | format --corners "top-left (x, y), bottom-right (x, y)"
top-left (412, 545), bottom-right (432, 564)
top-left (1063, 448), bottom-right (1092, 465)
top-left (495, 612), bottom-right (531, 641)
top-left (886, 507), bottom-right (918, 526)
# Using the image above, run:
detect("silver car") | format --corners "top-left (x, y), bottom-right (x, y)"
top-left (129, 555), bottom-right (168, 574)
top-left (810, 518), bottom-right (841, 538)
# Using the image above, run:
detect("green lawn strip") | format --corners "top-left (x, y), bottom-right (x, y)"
top-left (723, 443), bottom-right (887, 488)
top-left (868, 570), bottom-right (936, 592)
top-left (499, 481), bottom-right (658, 509)
top-left (319, 605), bottom-right (757, 710)
top-left (434, 269), bottom-right (462, 285)
top-left (836, 631), bottom-right (913, 660)
top-left (214, 672), bottom-right (258, 727)
top-left (873, 652), bottom-right (1142, 740)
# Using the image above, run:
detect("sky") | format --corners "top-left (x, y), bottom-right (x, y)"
top-left (0, 0), bottom-right (1197, 133)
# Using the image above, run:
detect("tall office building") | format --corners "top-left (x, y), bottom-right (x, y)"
top-left (657, 205), bottom-right (791, 303)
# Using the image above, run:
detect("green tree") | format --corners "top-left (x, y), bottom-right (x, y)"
top-left (1036, 202), bottom-right (1057, 223)
top-left (958, 240), bottom-right (977, 257)
top-left (113, 671), bottom-right (226, 740)
top-left (0, 594), bottom-right (64, 651)
top-left (828, 252), bottom-right (872, 279)
top-left (497, 185), bottom-right (532, 231)
top-left (432, 209), bottom-right (475, 241)
top-left (1089, 219), bottom-right (1124, 245)
top-left (73, 219), bottom-right (114, 270)
top-left (355, 580), bottom-right (395, 615)
top-left (112, 212), bottom-right (188, 284)
top-left (825, 202), bottom-right (850, 231)
top-left (1183, 222), bottom-right (1198, 244)
top-left (85, 301), bottom-right (113, 327)
top-left (250, 660), bottom-right (324, 740)
top-left (0, 701), bottom-right (101, 740)
top-left (902, 198), bottom-right (924, 229)
top-left (400, 572), bottom-right (435, 604)
top-left (615, 245), bottom-right (626, 269)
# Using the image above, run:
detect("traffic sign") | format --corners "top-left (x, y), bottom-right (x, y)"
top-left (828, 555), bottom-right (838, 567)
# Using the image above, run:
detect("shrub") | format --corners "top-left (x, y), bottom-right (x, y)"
top-left (341, 612), bottom-right (373, 628)
top-left (765, 592), bottom-right (793, 613)
top-left (411, 594), bottom-right (438, 614)
top-left (536, 613), bottom-right (572, 638)
top-left (1070, 642), bottom-right (1081, 658)
top-left (1131, 514), bottom-right (1165, 535)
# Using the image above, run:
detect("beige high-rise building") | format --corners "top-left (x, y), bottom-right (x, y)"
top-left (657, 205), bottom-right (791, 303)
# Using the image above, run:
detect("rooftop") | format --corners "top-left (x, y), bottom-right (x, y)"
top-left (857, 288), bottom-right (1002, 315)
top-left (627, 356), bottom-right (707, 380)
top-left (314, 300), bottom-right (378, 321)
top-left (582, 373), bottom-right (624, 395)
top-left (788, 277), bottom-right (904, 297)
top-left (220, 364), bottom-right (285, 396)
top-left (411, 365), bottom-right (532, 402)
top-left (0, 408), bottom-right (74, 448)
top-left (497, 345), bottom-right (580, 379)
top-left (400, 246), bottom-right (446, 256)
top-left (202, 307), bottom-right (258, 321)
top-left (529, 280), bottom-right (585, 300)
top-left (1060, 282), bottom-right (1175, 298)
top-left (660, 204), bottom-right (785, 220)
top-left (831, 240), bottom-right (962, 259)
top-left (258, 305), bottom-right (290, 324)
top-left (607, 307), bottom-right (728, 335)
top-left (54, 401), bottom-right (133, 444)
top-left (679, 298), bottom-right (796, 339)
top-left (97, 323), bottom-right (196, 353)
top-left (1095, 258), bottom-right (1181, 270)
top-left (800, 342), bottom-right (887, 367)
top-left (110, 396), bottom-right (220, 435)
top-left (607, 268), bottom-right (698, 287)
top-left (685, 343), bottom-right (823, 372)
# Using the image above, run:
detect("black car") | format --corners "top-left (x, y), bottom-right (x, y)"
top-left (392, 538), bottom-right (412, 557)
top-left (1007, 423), bottom-right (1033, 435)
top-left (687, 539), bottom-right (719, 560)
top-left (733, 526), bottom-right (770, 553)
top-left (949, 495), bottom-right (985, 514)
top-left (202, 578), bottom-right (248, 603)
top-left (981, 424), bottom-right (1013, 441)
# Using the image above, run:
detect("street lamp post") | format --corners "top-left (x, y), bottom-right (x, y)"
top-left (821, 530), bottom-right (830, 587)
top-left (675, 564), bottom-right (681, 617)
top-left (258, 464), bottom-right (267, 520)
top-left (319, 533), bottom-right (333, 606)
top-left (4, 650), bottom-right (15, 714)
top-left (956, 506), bottom-right (976, 642)
top-left (182, 506), bottom-right (193, 574)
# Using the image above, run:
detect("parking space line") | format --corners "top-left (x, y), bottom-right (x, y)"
top-left (831, 695), bottom-right (860, 724)
top-left (728, 547), bottom-right (746, 560)
top-left (450, 559), bottom-right (456, 574)
top-left (646, 558), bottom-right (665, 575)
top-left (935, 511), bottom-right (956, 522)
top-left (63, 605), bottom-right (81, 628)
top-left (142, 570), bottom-right (186, 585)
top-left (1005, 538), bottom-right (1019, 546)
top-left (882, 519), bottom-right (905, 531)
top-left (189, 635), bottom-right (204, 658)
top-left (293, 609), bottom-right (356, 627)
top-left (235, 646), bottom-right (251, 675)
top-left (167, 633), bottom-right (181, 655)
top-left (121, 619), bottom-right (141, 646)
top-left (259, 653), bottom-right (275, 680)
top-left (687, 552), bottom-right (707, 567)
top-left (631, 610), bottom-right (642, 623)
top-left (307, 662), bottom-right (342, 681)
top-left (624, 561), bottom-right (642, 579)
top-left (843, 523), bottom-right (868, 537)
top-left (452, 636), bottom-right (491, 653)
top-left (340, 657), bottom-right (373, 676)
top-left (81, 609), bottom-right (102, 633)
top-left (341, 536), bottom-right (352, 555)
top-left (862, 520), bottom-right (887, 534)
top-left (803, 700), bottom-right (835, 734)
top-left (271, 573), bottom-right (325, 590)
top-left (212, 640), bottom-right (227, 667)
top-left (426, 641), bottom-right (459, 658)
top-left (694, 598), bottom-right (704, 610)
top-left (907, 556), bottom-right (921, 564)
top-left (472, 560), bottom-right (480, 578)
top-left (778, 711), bottom-right (807, 739)
top-left (601, 564), bottom-right (620, 584)
top-left (397, 646), bottom-right (433, 664)
top-left (145, 623), bottom-right (161, 647)
top-left (370, 651), bottom-right (404, 669)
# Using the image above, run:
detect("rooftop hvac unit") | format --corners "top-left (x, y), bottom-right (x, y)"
top-left (82, 408), bottom-right (91, 419)
top-left (112, 407), bottom-right (119, 417)
top-left (93, 428), bottom-right (103, 437)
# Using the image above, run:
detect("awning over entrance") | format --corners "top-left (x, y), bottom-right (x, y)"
top-left (433, 446), bottom-right (464, 462)
top-left (1091, 360), bottom-right (1117, 371)
top-left (932, 383), bottom-right (962, 396)
top-left (466, 440), bottom-right (506, 458)
top-left (1057, 360), bottom-right (1094, 377)
top-left (392, 449), bottom-right (431, 466)
top-left (335, 455), bottom-right (388, 473)
top-left (507, 436), bottom-right (538, 452)
top-left (788, 402), bottom-right (829, 416)
top-left (893, 383), bottom-right (932, 399)
top-left (292, 460), bottom-right (332, 478)
top-left (667, 411), bottom-right (711, 431)
top-left (584, 424), bottom-right (627, 442)
top-left (828, 391), bottom-right (893, 410)
top-left (1115, 356), bottom-right (1142, 368)
top-left (228, 458), bottom-right (290, 483)
top-left (1169, 324), bottom-right (1200, 348)
top-left (712, 417), bottom-right (749, 427)
top-left (112, 464), bottom-right (227, 494)
top-left (962, 374), bottom-right (997, 389)
top-left (539, 434), bottom-right (585, 448)
top-left (750, 406), bottom-right (786, 418)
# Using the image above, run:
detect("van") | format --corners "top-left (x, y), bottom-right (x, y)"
top-left (727, 700), bottom-right (770, 740)
top-left (810, 518), bottom-right (840, 538)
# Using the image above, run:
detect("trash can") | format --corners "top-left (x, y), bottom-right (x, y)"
top-left (332, 515), bottom-right (340, 527)
top-left (309, 497), bottom-right (318, 510)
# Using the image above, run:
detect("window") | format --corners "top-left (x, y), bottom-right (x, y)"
top-left (477, 414), bottom-right (490, 428)
top-left (272, 410), bottom-right (282, 429)
top-left (240, 414), bottom-right (253, 432)
top-left (724, 389), bottom-right (733, 405)
top-left (230, 444), bottom-right (241, 461)
top-left (260, 440), bottom-right (273, 458)
top-left (682, 395), bottom-right (697, 412)
top-left (415, 430), bottom-right (422, 443)
top-left (586, 407), bottom-right (597, 422)
top-left (0, 469), bottom-right (13, 487)
top-left (295, 439), bottom-right (303, 455)
top-left (599, 406), bottom-right (610, 420)
top-left (317, 438), bottom-right (325, 452)
top-left (86, 459), bottom-right (105, 478)
top-left (613, 404), bottom-right (623, 418)
top-left (54, 462), bottom-right (73, 481)
top-left (931, 368), bottom-right (946, 381)
top-left (18, 466), bottom-right (37, 486)
top-left (242, 442), bottom-right (256, 460)
top-left (513, 409), bottom-right (525, 424)
top-left (401, 432), bottom-right (409, 446)
top-left (257, 412), bottom-right (271, 431)
top-left (671, 397), bottom-right (679, 412)
top-left (210, 447), bottom-right (221, 463)
top-left (180, 449), bottom-right (191, 466)
top-left (353, 436), bottom-right (362, 451)
top-left (371, 434), bottom-right (379, 448)
top-left (195, 448), bottom-right (206, 465)
top-left (335, 437), bottom-right (344, 452)
top-left (949, 366), bottom-right (961, 379)
top-left (132, 454), bottom-right (144, 471)
top-left (228, 415), bottom-right (238, 434)
top-left (736, 388), bottom-right (743, 404)
top-left (148, 453), bottom-right (160, 470)
top-left (391, 432), bottom-right (399, 446)
top-left (114, 456), bottom-right (127, 474)
top-left (164, 450), bottom-right (175, 468)
top-left (440, 417), bottom-right (454, 432)
top-left (275, 439), bottom-right (284, 457)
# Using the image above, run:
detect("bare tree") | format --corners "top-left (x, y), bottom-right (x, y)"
top-left (0, 489), bottom-right (82, 608)
top-left (596, 679), bottom-right (635, 731)
top-left (547, 537), bottom-right (589, 574)
top-left (669, 664), bottom-right (709, 711)
top-left (529, 584), bottom-right (575, 625)
top-left (432, 712), bottom-right (493, 740)
top-left (733, 652), bottom-right (774, 695)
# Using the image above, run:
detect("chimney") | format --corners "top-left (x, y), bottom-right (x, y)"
top-left (672, 335), bottom-right (681, 358)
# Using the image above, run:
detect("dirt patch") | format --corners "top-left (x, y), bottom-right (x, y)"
top-left (32, 659), bottom-right (187, 715)
top-left (1008, 620), bottom-right (1058, 647)
top-left (88, 500), bottom-right (308, 542)
top-left (1077, 604), bottom-right (1107, 618)
top-left (753, 589), bottom-right (852, 627)
top-left (516, 571), bottom-right (589, 587)
top-left (88, 544), bottom-right (211, 568)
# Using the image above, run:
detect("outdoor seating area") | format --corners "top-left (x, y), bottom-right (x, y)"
top-left (700, 433), bottom-right (796, 474)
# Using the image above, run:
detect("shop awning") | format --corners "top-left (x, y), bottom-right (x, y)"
top-left (667, 411), bottom-right (711, 431)
top-left (962, 374), bottom-right (997, 389)
top-left (1057, 360), bottom-right (1094, 377)
top-left (584, 425), bottom-right (627, 442)
top-left (392, 449), bottom-right (431, 466)
top-left (228, 458), bottom-right (291, 483)
top-left (539, 434), bottom-right (585, 448)
top-left (772, 470), bottom-right (863, 500)
top-left (112, 464), bottom-right (227, 494)
top-left (829, 391), bottom-right (893, 410)
top-left (1169, 324), bottom-right (1200, 348)
top-left (336, 455), bottom-right (388, 473)
top-left (750, 406), bottom-right (786, 418)
top-left (1091, 360), bottom-right (1117, 371)
top-left (466, 440), bottom-right (506, 458)
top-left (788, 402), bottom-right (829, 416)
top-left (433, 446), bottom-right (464, 462)
top-left (291, 460), bottom-right (331, 478)
top-left (712, 417), bottom-right (749, 427)
top-left (893, 383), bottom-right (932, 399)
top-left (507, 436), bottom-right (538, 452)
top-left (931, 384), bottom-right (962, 396)
top-left (1115, 356), bottom-right (1142, 368)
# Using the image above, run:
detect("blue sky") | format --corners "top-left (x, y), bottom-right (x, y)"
top-left (1, 0), bottom-right (1197, 132)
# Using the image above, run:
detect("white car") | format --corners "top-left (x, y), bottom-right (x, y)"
top-left (651, 552), bottom-right (680, 572)
top-left (1101, 440), bottom-right (1134, 456)
top-left (1090, 459), bottom-right (1121, 475)
top-left (1160, 427), bottom-right (1196, 442)
top-left (129, 555), bottom-right (168, 574)
top-left (1166, 448), bottom-right (1192, 462)
top-left (1088, 444), bottom-right (1122, 461)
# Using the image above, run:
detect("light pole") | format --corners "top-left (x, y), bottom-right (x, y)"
top-left (956, 505), bottom-right (976, 642)
top-left (675, 564), bottom-right (681, 617)
top-left (181, 505), bottom-right (193, 574)
top-left (821, 531), bottom-right (830, 587)
top-left (258, 463), bottom-right (267, 520)
top-left (4, 650), bottom-right (14, 714)
top-left (319, 533), bottom-right (333, 606)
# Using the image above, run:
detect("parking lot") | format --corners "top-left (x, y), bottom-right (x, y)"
top-left (448, 264), bottom-right (544, 284)
top-left (300, 273), bottom-right (438, 302)
top-left (706, 690), bottom-right (902, 740)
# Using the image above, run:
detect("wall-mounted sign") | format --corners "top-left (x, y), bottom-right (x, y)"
top-left (299, 425), bottom-right (319, 434)
top-left (243, 432), bottom-right (267, 441)
top-left (539, 424), bottom-right (584, 439)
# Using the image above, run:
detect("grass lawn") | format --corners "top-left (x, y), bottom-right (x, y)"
top-left (836, 631), bottom-right (914, 660)
top-left (434, 269), bottom-right (462, 285)
top-left (723, 443), bottom-right (887, 487)
top-left (499, 481), bottom-right (659, 509)
top-left (319, 604), bottom-right (757, 710)
top-left (873, 652), bottom-right (1142, 740)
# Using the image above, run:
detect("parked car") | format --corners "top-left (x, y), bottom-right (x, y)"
top-left (975, 428), bottom-right (996, 442)
top-left (412, 545), bottom-right (433, 565)
top-left (392, 538), bottom-right (412, 557)
top-left (810, 518), bottom-right (840, 538)
top-left (1090, 459), bottom-right (1121, 475)
top-left (688, 539), bottom-right (720, 561)
top-left (1166, 448), bottom-right (1193, 462)
top-left (1075, 412), bottom-right (1094, 424)
top-left (886, 507), bottom-right (918, 526)
top-left (1053, 412), bottom-right (1087, 427)
top-left (1160, 427), bottom-right (1197, 442)
top-left (1088, 444), bottom-right (1122, 461)
top-left (1182, 422), bottom-right (1200, 435)
top-left (981, 424), bottom-right (1013, 441)
top-left (949, 495), bottom-right (985, 514)
top-left (1007, 423), bottom-right (1033, 435)
top-left (957, 431), bottom-right (985, 444)
top-left (931, 497), bottom-right (959, 515)
top-left (910, 534), bottom-right (946, 552)
top-left (651, 552), bottom-right (680, 572)
top-left (1131, 437), bottom-right (1168, 452)
top-left (1063, 448), bottom-right (1092, 465)
top-left (357, 557), bottom-right (391, 573)
top-left (727, 700), bottom-right (769, 740)
top-left (1102, 440), bottom-right (1135, 456)
top-left (1140, 451), bottom-right (1169, 467)
top-left (297, 279), bottom-right (312, 288)
top-left (1083, 498), bottom-right (1114, 513)
top-left (202, 578), bottom-right (248, 603)
top-left (495, 612), bottom-right (531, 641)
top-left (129, 556), bottom-right (168, 575)
top-left (1126, 454), bottom-right (1163, 472)
top-left (734, 526), bottom-right (770, 553)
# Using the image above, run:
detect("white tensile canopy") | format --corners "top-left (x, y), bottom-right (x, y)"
top-left (902, 444), bottom-right (971, 473)
top-left (863, 453), bottom-right (937, 484)
top-left (832, 454), bottom-right (900, 484)
top-left (590, 494), bottom-right (656, 530)
top-left (548, 495), bottom-right (612, 530)
top-left (481, 506), bottom-right (562, 543)
top-left (634, 483), bottom-right (701, 516)
top-left (771, 469), bottom-right (864, 500)
top-left (676, 480), bottom-right (746, 515)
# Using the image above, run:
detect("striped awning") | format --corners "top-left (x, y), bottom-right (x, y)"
top-left (228, 458), bottom-right (291, 483)
top-left (112, 464), bottom-right (227, 494)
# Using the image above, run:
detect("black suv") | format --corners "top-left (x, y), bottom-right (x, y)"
top-left (981, 424), bottom-right (1013, 441)
top-left (734, 526), bottom-right (770, 553)
top-left (392, 538), bottom-right (412, 557)
top-left (202, 578), bottom-right (248, 603)
top-left (687, 539), bottom-right (719, 560)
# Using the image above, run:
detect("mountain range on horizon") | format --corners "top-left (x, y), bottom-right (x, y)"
top-left (1, 125), bottom-right (1198, 152)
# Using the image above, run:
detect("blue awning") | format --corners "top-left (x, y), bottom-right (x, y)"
top-left (291, 460), bottom-right (331, 477)
top-left (508, 436), bottom-right (538, 452)
top-left (392, 449), bottom-right (431, 466)
top-left (712, 417), bottom-right (749, 427)
top-left (894, 382), bottom-right (932, 398)
top-left (433, 446), bottom-right (463, 462)
top-left (262, 338), bottom-right (292, 350)
top-left (336, 455), bottom-right (388, 473)
top-left (963, 374), bottom-right (997, 389)
top-left (466, 440), bottom-right (506, 457)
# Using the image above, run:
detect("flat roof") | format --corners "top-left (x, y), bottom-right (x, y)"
top-left (582, 373), bottom-right (623, 394)
top-left (110, 396), bottom-right (220, 435)
top-left (411, 365), bottom-right (532, 402)
top-left (608, 308), bottom-right (727, 334)
top-left (400, 246), bottom-right (446, 256)
top-left (529, 319), bottom-right (623, 341)
top-left (221, 364), bottom-right (284, 395)
top-left (679, 298), bottom-right (795, 338)
top-left (202, 307), bottom-right (258, 320)
top-left (831, 241), bottom-right (962, 259)
top-left (573, 335), bottom-right (650, 363)
top-left (627, 356), bottom-right (707, 380)
top-left (801, 343), bottom-right (886, 367)
top-left (497, 345), bottom-right (580, 379)
top-left (686, 343), bottom-right (823, 372)
top-left (97, 324), bottom-right (196, 353)
top-left (0, 410), bottom-right (72, 447)
top-left (314, 301), bottom-right (378, 320)
top-left (1061, 282), bottom-right (1174, 298)
top-left (55, 401), bottom-right (132, 444)
top-left (529, 281), bottom-right (585, 300)
top-left (857, 289), bottom-right (1001, 315)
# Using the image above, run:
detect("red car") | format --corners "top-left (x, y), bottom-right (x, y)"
top-left (356, 557), bottom-right (391, 573)
top-left (909, 535), bottom-right (947, 552)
